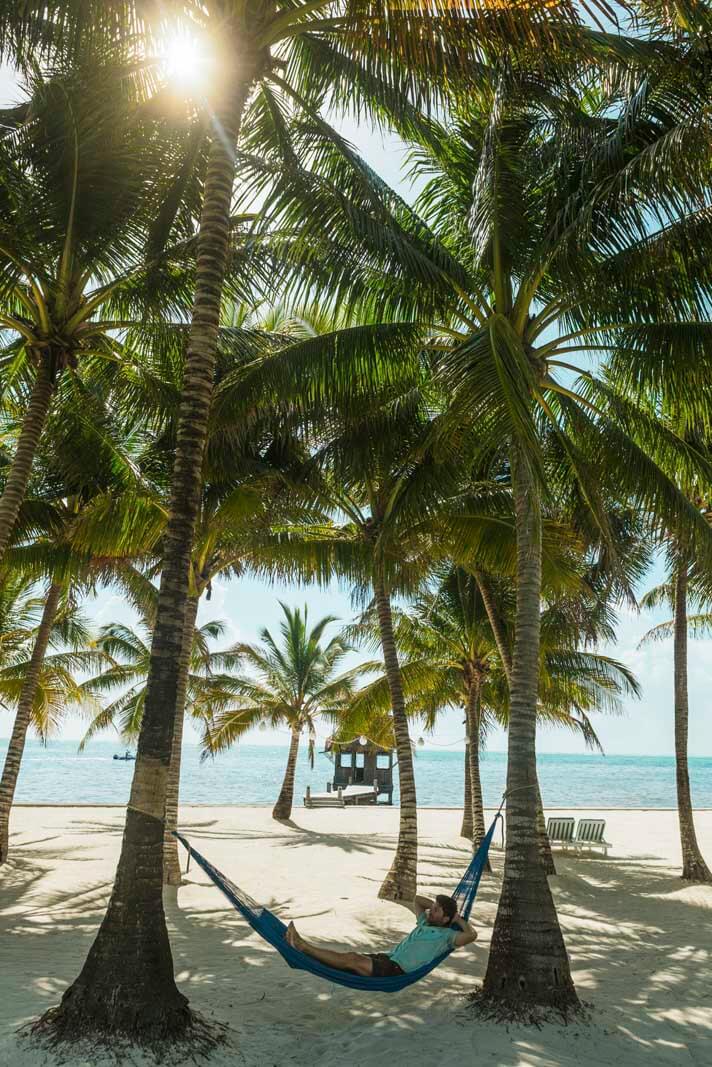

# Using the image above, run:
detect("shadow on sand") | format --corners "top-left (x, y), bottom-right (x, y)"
top-left (1, 816), bottom-right (711, 1066)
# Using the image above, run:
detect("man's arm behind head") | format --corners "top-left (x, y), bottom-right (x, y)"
top-left (411, 895), bottom-right (434, 917)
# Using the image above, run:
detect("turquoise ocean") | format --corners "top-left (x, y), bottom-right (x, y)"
top-left (3, 738), bottom-right (711, 808)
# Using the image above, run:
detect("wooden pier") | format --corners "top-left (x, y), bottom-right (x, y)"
top-left (303, 783), bottom-right (380, 808)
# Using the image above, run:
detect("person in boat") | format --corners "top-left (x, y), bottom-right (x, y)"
top-left (284, 893), bottom-right (477, 978)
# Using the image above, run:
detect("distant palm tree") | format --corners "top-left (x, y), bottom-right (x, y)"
top-left (347, 569), bottom-right (501, 855)
top-left (349, 567), bottom-right (638, 855)
top-left (79, 617), bottom-right (241, 750)
top-left (0, 577), bottom-right (93, 863)
top-left (639, 573), bottom-right (712, 882)
top-left (0, 368), bottom-right (168, 868)
top-left (201, 603), bottom-right (369, 821)
top-left (79, 614), bottom-right (244, 871)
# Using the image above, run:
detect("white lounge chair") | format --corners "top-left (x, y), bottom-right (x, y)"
top-left (573, 819), bottom-right (611, 856)
top-left (545, 817), bottom-right (575, 851)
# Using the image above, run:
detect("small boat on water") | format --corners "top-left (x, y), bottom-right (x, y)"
top-left (113, 750), bottom-right (135, 761)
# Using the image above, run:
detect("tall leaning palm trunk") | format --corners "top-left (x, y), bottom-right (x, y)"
top-left (465, 673), bottom-right (489, 873)
top-left (461, 743), bottom-right (473, 838)
top-left (0, 581), bottom-right (62, 864)
top-left (373, 573), bottom-right (418, 901)
top-left (673, 566), bottom-right (711, 882)
top-left (483, 452), bottom-right (578, 1010)
top-left (40, 81), bottom-right (253, 1043)
top-left (0, 362), bottom-right (55, 563)
top-left (163, 596), bottom-right (201, 887)
top-left (272, 726), bottom-right (301, 820)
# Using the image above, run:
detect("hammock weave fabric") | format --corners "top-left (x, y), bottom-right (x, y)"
top-left (174, 814), bottom-right (499, 993)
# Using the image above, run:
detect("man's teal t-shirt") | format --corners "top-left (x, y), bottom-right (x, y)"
top-left (388, 912), bottom-right (456, 972)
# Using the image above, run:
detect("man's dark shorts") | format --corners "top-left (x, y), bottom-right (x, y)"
top-left (368, 953), bottom-right (404, 978)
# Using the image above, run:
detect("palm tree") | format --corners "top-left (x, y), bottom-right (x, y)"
top-left (0, 578), bottom-right (93, 862)
top-left (351, 566), bottom-right (639, 856)
top-left (217, 296), bottom-right (627, 896)
top-left (80, 614), bottom-right (244, 854)
top-left (0, 358), bottom-right (170, 867)
top-left (0, 55), bottom-right (192, 563)
top-left (201, 602), bottom-right (369, 821)
top-left (68, 316), bottom-right (326, 880)
top-left (79, 618), bottom-right (242, 748)
top-left (229, 299), bottom-right (651, 920)
top-left (257, 404), bottom-right (458, 900)
top-left (240, 61), bottom-right (712, 1010)
top-left (25, 3), bottom-right (633, 1042)
top-left (467, 541), bottom-right (645, 876)
top-left (639, 572), bottom-right (712, 882)
top-left (352, 569), bottom-right (501, 855)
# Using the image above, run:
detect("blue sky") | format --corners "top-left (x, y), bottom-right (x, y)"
top-left (65, 560), bottom-right (711, 758)
top-left (0, 68), bottom-right (710, 757)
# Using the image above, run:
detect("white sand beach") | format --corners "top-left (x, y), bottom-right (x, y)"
top-left (1, 805), bottom-right (711, 1067)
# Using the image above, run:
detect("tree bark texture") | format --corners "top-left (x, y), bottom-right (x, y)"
top-left (461, 742), bottom-right (473, 839)
top-left (474, 570), bottom-right (512, 685)
top-left (163, 595), bottom-right (201, 886)
top-left (373, 574), bottom-right (418, 902)
top-left (482, 449), bottom-right (578, 1011)
top-left (673, 565), bottom-right (711, 882)
top-left (272, 726), bottom-right (301, 821)
top-left (465, 674), bottom-right (490, 874)
top-left (536, 780), bottom-right (555, 877)
top-left (0, 360), bottom-right (55, 564)
top-left (475, 571), bottom-right (553, 873)
top-left (0, 582), bottom-right (62, 865)
top-left (39, 83), bottom-right (251, 1043)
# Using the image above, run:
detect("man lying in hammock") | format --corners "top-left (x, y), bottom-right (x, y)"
top-left (285, 892), bottom-right (477, 978)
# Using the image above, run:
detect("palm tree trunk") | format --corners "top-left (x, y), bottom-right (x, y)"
top-left (475, 570), bottom-right (511, 684)
top-left (536, 779), bottom-right (555, 876)
top-left (0, 581), bottom-right (62, 865)
top-left (475, 569), bottom-right (554, 874)
top-left (482, 448), bottom-right (578, 1012)
top-left (673, 564), bottom-right (711, 882)
top-left (0, 360), bottom-right (55, 564)
top-left (163, 595), bottom-right (200, 887)
top-left (272, 727), bottom-right (301, 821)
top-left (465, 675), bottom-right (489, 873)
top-left (373, 574), bottom-right (418, 902)
top-left (461, 741), bottom-right (473, 839)
top-left (36, 82), bottom-right (252, 1044)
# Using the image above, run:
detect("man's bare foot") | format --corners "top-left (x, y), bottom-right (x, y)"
top-left (285, 921), bottom-right (301, 949)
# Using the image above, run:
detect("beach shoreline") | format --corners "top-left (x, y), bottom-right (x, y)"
top-left (7, 740), bottom-right (712, 809)
top-left (2, 805), bottom-right (711, 1066)
top-left (12, 802), bottom-right (712, 811)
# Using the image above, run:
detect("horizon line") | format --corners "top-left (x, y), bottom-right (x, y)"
top-left (4, 737), bottom-right (712, 760)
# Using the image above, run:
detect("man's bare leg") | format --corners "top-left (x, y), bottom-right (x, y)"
top-left (285, 921), bottom-right (374, 976)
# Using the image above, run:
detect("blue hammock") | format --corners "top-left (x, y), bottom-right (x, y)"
top-left (173, 815), bottom-right (499, 993)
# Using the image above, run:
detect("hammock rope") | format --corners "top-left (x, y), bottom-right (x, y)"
top-left (173, 813), bottom-right (501, 993)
